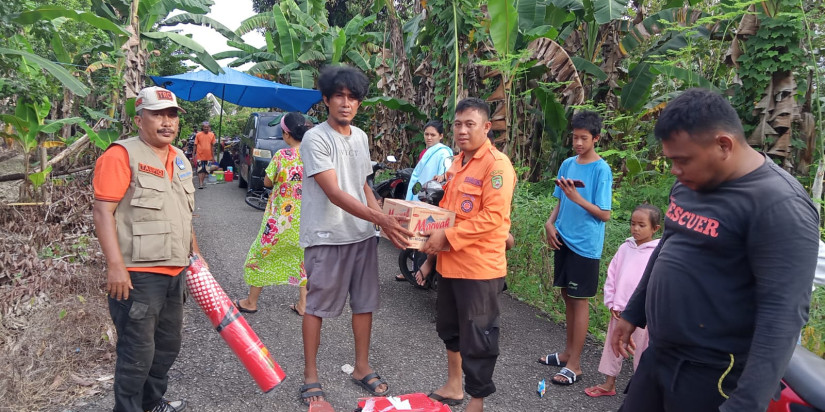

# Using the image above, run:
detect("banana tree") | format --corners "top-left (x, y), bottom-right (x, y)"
top-left (0, 98), bottom-right (84, 201)
top-left (15, 0), bottom-right (226, 136)
top-left (222, 0), bottom-right (379, 88)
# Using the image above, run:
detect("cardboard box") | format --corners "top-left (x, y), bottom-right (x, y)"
top-left (381, 198), bottom-right (456, 250)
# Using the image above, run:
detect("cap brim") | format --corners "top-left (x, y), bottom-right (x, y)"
top-left (137, 102), bottom-right (186, 114)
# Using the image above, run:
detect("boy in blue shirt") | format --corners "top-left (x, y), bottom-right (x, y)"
top-left (540, 111), bottom-right (612, 386)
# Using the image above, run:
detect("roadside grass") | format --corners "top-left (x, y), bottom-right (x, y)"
top-left (506, 180), bottom-right (825, 357)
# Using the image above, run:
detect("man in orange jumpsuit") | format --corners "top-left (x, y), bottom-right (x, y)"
top-left (420, 98), bottom-right (517, 412)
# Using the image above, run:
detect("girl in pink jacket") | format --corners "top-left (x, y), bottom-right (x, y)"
top-left (584, 204), bottom-right (661, 397)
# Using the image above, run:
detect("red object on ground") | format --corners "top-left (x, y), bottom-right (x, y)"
top-left (356, 393), bottom-right (452, 412)
top-left (224, 170), bottom-right (233, 181)
top-left (186, 257), bottom-right (286, 392)
top-left (308, 401), bottom-right (336, 412)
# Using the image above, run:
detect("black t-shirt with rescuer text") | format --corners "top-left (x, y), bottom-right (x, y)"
top-left (623, 156), bottom-right (819, 412)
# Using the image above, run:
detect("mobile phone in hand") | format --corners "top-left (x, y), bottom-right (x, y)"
top-left (555, 179), bottom-right (585, 188)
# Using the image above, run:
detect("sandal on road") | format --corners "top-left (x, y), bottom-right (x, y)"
top-left (551, 367), bottom-right (582, 386)
top-left (414, 269), bottom-right (430, 289)
top-left (300, 382), bottom-right (325, 406)
top-left (289, 303), bottom-right (304, 316)
top-left (235, 299), bottom-right (258, 314)
top-left (584, 385), bottom-right (616, 397)
top-left (428, 392), bottom-right (463, 406)
top-left (537, 352), bottom-right (566, 367)
top-left (351, 372), bottom-right (390, 396)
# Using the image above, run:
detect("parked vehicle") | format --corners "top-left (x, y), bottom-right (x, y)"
top-left (182, 132), bottom-right (196, 163)
top-left (367, 161), bottom-right (390, 199)
top-left (374, 163), bottom-right (413, 201)
top-left (238, 112), bottom-right (288, 191)
top-left (767, 344), bottom-right (825, 412)
top-left (398, 180), bottom-right (446, 290)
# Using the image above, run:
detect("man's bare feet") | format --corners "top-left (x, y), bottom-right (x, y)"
top-left (428, 383), bottom-right (463, 404)
top-left (465, 397), bottom-right (484, 412)
top-left (414, 268), bottom-right (430, 286)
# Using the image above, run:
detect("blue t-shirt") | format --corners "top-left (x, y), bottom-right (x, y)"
top-left (553, 156), bottom-right (612, 259)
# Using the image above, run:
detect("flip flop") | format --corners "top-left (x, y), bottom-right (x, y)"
top-left (537, 352), bottom-right (566, 367)
top-left (428, 392), bottom-right (463, 406)
top-left (235, 299), bottom-right (258, 314)
top-left (300, 382), bottom-right (325, 406)
top-left (394, 274), bottom-right (407, 281)
top-left (584, 385), bottom-right (616, 397)
top-left (551, 367), bottom-right (582, 386)
top-left (413, 269), bottom-right (429, 289)
top-left (289, 303), bottom-right (304, 316)
top-left (351, 372), bottom-right (390, 396)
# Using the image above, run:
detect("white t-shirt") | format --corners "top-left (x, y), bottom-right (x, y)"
top-left (299, 121), bottom-right (374, 247)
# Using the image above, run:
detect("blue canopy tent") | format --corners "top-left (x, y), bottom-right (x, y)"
top-left (150, 67), bottom-right (321, 138)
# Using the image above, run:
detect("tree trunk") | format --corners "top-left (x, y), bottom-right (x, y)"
top-left (120, 0), bottom-right (145, 138)
top-left (61, 88), bottom-right (73, 140)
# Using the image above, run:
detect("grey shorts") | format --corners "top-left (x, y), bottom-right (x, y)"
top-left (304, 237), bottom-right (379, 317)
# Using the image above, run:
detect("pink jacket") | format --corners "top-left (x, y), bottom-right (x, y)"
top-left (604, 237), bottom-right (660, 312)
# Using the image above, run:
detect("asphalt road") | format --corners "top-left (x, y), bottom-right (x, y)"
top-left (65, 180), bottom-right (629, 412)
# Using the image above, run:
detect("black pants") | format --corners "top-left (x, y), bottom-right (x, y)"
top-left (618, 345), bottom-right (742, 412)
top-left (109, 271), bottom-right (185, 412)
top-left (436, 277), bottom-right (505, 399)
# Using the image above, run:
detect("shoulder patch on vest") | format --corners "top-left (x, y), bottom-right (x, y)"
top-left (138, 163), bottom-right (165, 178)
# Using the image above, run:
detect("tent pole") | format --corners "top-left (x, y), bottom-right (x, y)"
top-left (218, 84), bottom-right (225, 140)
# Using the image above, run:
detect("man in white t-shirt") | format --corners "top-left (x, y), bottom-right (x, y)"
top-left (297, 65), bottom-right (412, 406)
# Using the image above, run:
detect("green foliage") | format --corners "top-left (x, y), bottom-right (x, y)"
top-left (13, 5), bottom-right (130, 37)
top-left (361, 96), bottom-right (427, 121)
top-left (802, 286), bottom-right (825, 356)
top-left (592, 0), bottom-right (630, 24)
top-left (731, 13), bottom-right (804, 129)
top-left (0, 47), bottom-right (90, 97)
top-left (488, 0), bottom-right (518, 57)
top-left (28, 165), bottom-right (52, 189)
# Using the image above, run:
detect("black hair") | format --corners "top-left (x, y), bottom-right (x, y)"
top-left (570, 110), bottom-right (602, 138)
top-left (654, 88), bottom-right (744, 143)
top-left (634, 203), bottom-right (662, 228)
top-left (424, 120), bottom-right (444, 135)
top-left (283, 112), bottom-right (310, 141)
top-left (317, 65), bottom-right (369, 101)
top-left (455, 98), bottom-right (490, 121)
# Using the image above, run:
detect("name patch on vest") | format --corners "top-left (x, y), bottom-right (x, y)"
top-left (138, 163), bottom-right (165, 178)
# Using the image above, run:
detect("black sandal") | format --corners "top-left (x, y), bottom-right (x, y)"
top-left (300, 382), bottom-right (325, 406)
top-left (351, 372), bottom-right (390, 396)
top-left (551, 367), bottom-right (582, 386)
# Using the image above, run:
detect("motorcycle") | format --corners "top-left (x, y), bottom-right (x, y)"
top-left (767, 344), bottom-right (825, 412)
top-left (397, 180), bottom-right (446, 290)
top-left (373, 155), bottom-right (414, 202)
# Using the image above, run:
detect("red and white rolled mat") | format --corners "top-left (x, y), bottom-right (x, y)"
top-left (186, 256), bottom-right (286, 392)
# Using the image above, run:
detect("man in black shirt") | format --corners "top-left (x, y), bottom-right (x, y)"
top-left (611, 88), bottom-right (819, 412)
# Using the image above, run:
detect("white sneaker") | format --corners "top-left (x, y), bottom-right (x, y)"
top-left (147, 399), bottom-right (187, 412)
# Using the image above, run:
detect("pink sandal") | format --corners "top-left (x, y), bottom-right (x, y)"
top-left (584, 385), bottom-right (616, 397)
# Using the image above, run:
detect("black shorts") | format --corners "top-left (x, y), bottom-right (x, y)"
top-left (553, 238), bottom-right (600, 298)
top-left (197, 161), bottom-right (209, 173)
